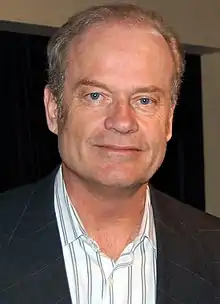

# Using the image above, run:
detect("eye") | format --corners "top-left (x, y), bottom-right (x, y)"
top-left (88, 92), bottom-right (102, 101)
top-left (139, 97), bottom-right (152, 105)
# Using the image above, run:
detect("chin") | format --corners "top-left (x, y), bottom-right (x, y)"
top-left (97, 179), bottom-right (141, 189)
top-left (93, 168), bottom-right (147, 189)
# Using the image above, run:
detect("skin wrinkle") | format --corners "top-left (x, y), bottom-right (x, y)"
top-left (63, 22), bottom-right (178, 104)
top-left (44, 22), bottom-right (175, 259)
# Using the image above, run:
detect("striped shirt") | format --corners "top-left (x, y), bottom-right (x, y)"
top-left (54, 167), bottom-right (157, 304)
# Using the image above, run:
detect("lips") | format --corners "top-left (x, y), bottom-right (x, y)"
top-left (96, 144), bottom-right (142, 152)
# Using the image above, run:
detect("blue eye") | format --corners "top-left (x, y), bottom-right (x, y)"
top-left (89, 92), bottom-right (101, 100)
top-left (139, 97), bottom-right (152, 105)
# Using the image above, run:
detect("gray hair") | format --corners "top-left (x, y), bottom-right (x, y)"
top-left (47, 3), bottom-right (185, 106)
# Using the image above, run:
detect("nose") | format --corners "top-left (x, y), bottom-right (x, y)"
top-left (104, 101), bottom-right (138, 134)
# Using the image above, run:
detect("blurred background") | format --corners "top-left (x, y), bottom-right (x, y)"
top-left (0, 0), bottom-right (220, 218)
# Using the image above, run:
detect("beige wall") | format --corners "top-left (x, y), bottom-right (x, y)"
top-left (202, 53), bottom-right (220, 217)
top-left (1, 0), bottom-right (220, 48)
top-left (1, 0), bottom-right (220, 216)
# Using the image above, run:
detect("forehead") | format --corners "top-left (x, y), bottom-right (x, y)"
top-left (66, 23), bottom-right (174, 90)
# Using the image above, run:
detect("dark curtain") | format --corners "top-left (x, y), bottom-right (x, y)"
top-left (0, 30), bottom-right (205, 211)
top-left (0, 31), bottom-right (59, 191)
top-left (151, 55), bottom-right (205, 210)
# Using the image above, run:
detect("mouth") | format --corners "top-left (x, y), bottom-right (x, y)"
top-left (95, 144), bottom-right (142, 154)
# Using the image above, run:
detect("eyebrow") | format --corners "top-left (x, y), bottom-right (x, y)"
top-left (73, 78), bottom-right (166, 96)
top-left (73, 79), bottom-right (110, 92)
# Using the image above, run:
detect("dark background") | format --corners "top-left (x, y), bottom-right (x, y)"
top-left (0, 30), bottom-right (205, 211)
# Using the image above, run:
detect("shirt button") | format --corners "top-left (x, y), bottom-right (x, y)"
top-left (108, 277), bottom-right (114, 286)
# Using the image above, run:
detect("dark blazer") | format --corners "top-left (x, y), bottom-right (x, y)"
top-left (0, 169), bottom-right (220, 304)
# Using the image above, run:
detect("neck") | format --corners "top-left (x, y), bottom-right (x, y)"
top-left (62, 164), bottom-right (147, 222)
top-left (62, 165), bottom-right (148, 259)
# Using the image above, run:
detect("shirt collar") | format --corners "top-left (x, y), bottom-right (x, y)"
top-left (54, 166), bottom-right (156, 249)
top-left (54, 167), bottom-right (85, 245)
top-left (139, 187), bottom-right (156, 250)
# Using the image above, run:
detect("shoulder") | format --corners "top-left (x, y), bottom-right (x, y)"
top-left (151, 187), bottom-right (220, 229)
top-left (0, 182), bottom-right (36, 219)
top-left (0, 167), bottom-right (58, 211)
top-left (151, 187), bottom-right (220, 264)
top-left (0, 183), bottom-right (37, 250)
top-left (0, 169), bottom-right (58, 247)
top-left (152, 188), bottom-right (220, 298)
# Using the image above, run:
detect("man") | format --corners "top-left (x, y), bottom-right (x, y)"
top-left (0, 3), bottom-right (220, 304)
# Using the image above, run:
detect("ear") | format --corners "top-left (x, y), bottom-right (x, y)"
top-left (44, 86), bottom-right (58, 135)
top-left (166, 103), bottom-right (176, 142)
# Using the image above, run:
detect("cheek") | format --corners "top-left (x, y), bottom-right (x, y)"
top-left (59, 107), bottom-right (104, 150)
top-left (57, 109), bottom-right (82, 153)
top-left (140, 111), bottom-right (169, 140)
top-left (74, 105), bottom-right (106, 133)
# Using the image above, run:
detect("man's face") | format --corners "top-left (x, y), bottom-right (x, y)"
top-left (45, 23), bottom-right (175, 188)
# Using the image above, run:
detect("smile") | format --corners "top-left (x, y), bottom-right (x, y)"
top-left (96, 144), bottom-right (142, 154)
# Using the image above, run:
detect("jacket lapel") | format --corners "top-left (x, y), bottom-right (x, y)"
top-left (151, 188), bottom-right (215, 304)
top-left (151, 187), bottom-right (177, 304)
top-left (1, 169), bottom-right (71, 304)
